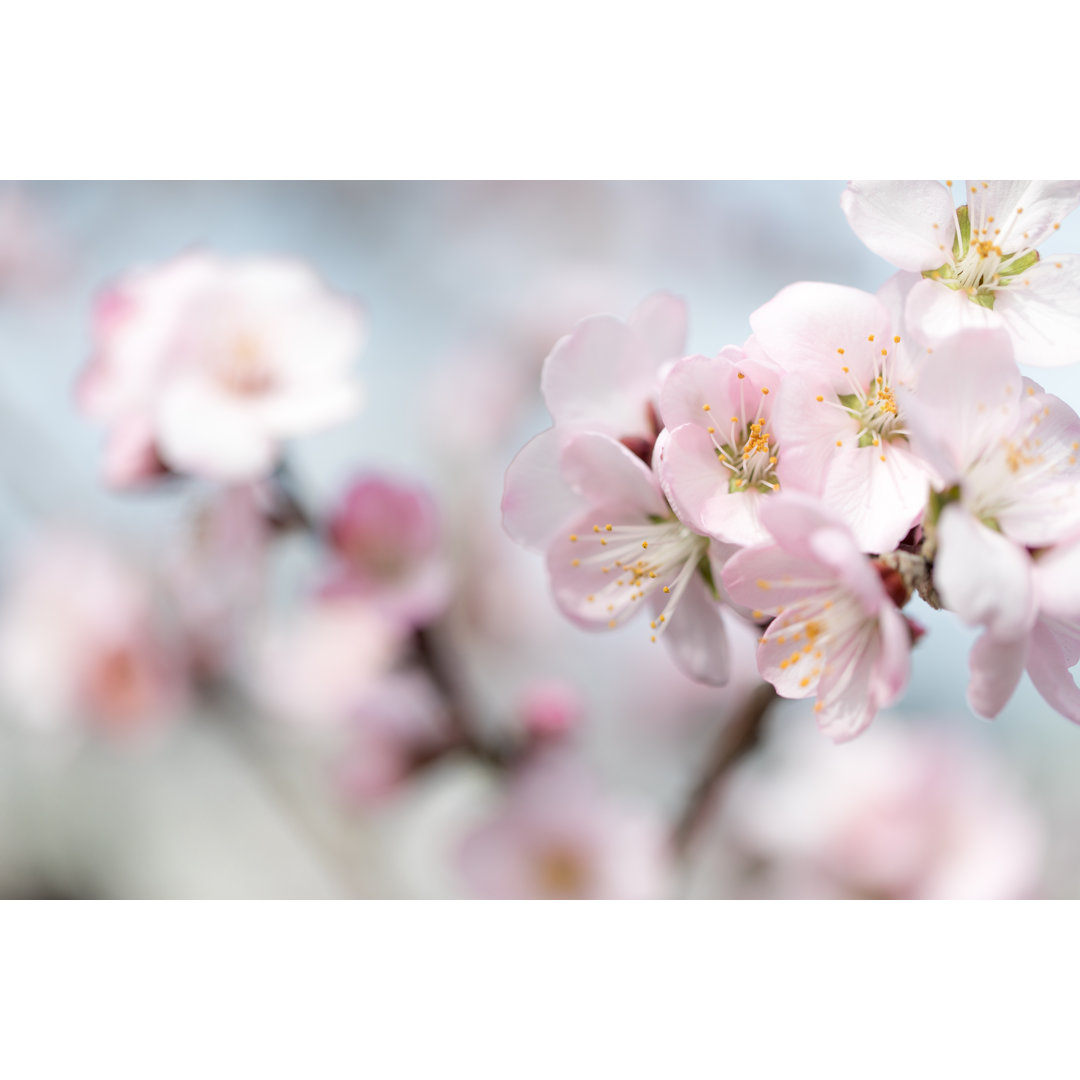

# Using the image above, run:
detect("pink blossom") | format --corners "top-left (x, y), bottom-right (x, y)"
top-left (335, 673), bottom-right (451, 806)
top-left (503, 427), bottom-right (732, 686)
top-left (963, 533), bottom-right (1080, 724)
top-left (457, 752), bottom-right (672, 899)
top-left (841, 180), bottom-right (1080, 367)
top-left (656, 341), bottom-right (787, 546)
top-left (324, 475), bottom-right (451, 628)
top-left (537, 290), bottom-right (687, 456)
top-left (721, 494), bottom-right (912, 740)
top-left (250, 596), bottom-right (403, 727)
top-left (78, 253), bottom-right (365, 484)
top-left (716, 718), bottom-right (1044, 899)
top-left (518, 680), bottom-right (584, 738)
top-left (903, 329), bottom-right (1080, 641)
top-left (0, 532), bottom-right (186, 733)
top-left (749, 282), bottom-right (936, 552)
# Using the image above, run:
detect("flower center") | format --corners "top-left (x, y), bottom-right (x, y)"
top-left (218, 334), bottom-right (275, 396)
top-left (569, 518), bottom-right (710, 639)
top-left (714, 416), bottom-right (779, 493)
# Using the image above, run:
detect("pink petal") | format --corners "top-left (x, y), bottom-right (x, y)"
top-left (654, 573), bottom-right (730, 686)
top-left (905, 277), bottom-right (1001, 345)
top-left (935, 505), bottom-right (1037, 638)
top-left (502, 428), bottom-right (588, 551)
top-left (994, 255), bottom-right (1080, 368)
top-left (628, 291), bottom-right (688, 368)
top-left (966, 630), bottom-right (1028, 719)
top-left (560, 432), bottom-right (666, 517)
top-left (1027, 620), bottom-right (1080, 724)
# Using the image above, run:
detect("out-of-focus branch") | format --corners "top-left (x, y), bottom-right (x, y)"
top-left (673, 681), bottom-right (776, 855)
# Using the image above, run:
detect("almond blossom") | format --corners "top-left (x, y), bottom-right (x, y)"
top-left (721, 495), bottom-right (912, 740)
top-left (749, 282), bottom-right (936, 552)
top-left (77, 253), bottom-right (365, 484)
top-left (842, 180), bottom-right (1080, 367)
top-left (457, 751), bottom-right (672, 899)
top-left (503, 427), bottom-right (732, 685)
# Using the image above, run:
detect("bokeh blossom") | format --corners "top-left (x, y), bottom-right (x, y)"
top-left (77, 253), bottom-right (365, 484)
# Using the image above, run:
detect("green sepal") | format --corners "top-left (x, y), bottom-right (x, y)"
top-left (837, 392), bottom-right (860, 413)
top-left (926, 484), bottom-right (961, 530)
top-left (857, 431), bottom-right (876, 448)
top-left (997, 249), bottom-right (1040, 278)
top-left (970, 290), bottom-right (995, 310)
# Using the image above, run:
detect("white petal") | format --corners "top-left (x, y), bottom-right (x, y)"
top-left (841, 180), bottom-right (957, 272)
top-left (935, 505), bottom-right (1037, 638)
top-left (905, 277), bottom-right (1001, 346)
top-left (966, 180), bottom-right (1080, 256)
top-left (994, 255), bottom-right (1080, 368)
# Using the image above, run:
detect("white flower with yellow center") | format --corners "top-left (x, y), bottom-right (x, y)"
top-left (842, 180), bottom-right (1080, 367)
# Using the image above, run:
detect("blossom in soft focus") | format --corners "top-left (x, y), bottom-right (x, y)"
top-left (0, 532), bottom-right (185, 732)
top-left (0, 185), bottom-right (65, 299)
top-left (842, 180), bottom-right (1080, 366)
top-left (324, 475), bottom-right (450, 627)
top-left (335, 673), bottom-right (451, 806)
top-left (657, 341), bottom-right (787, 546)
top-left (77, 253), bottom-right (365, 484)
top-left (716, 717), bottom-right (1044, 899)
top-left (457, 752), bottom-right (672, 899)
top-left (518, 680), bottom-right (584, 739)
top-left (503, 427), bottom-right (731, 685)
top-left (722, 494), bottom-right (912, 740)
top-left (749, 282), bottom-right (935, 552)
top-left (251, 595), bottom-right (403, 726)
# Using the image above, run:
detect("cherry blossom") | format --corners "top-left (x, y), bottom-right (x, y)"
top-left (77, 253), bottom-right (365, 484)
top-left (842, 180), bottom-right (1080, 367)
top-left (0, 532), bottom-right (186, 733)
top-left (656, 341), bottom-right (788, 546)
top-left (324, 475), bottom-right (451, 628)
top-left (749, 281), bottom-right (936, 552)
top-left (715, 718), bottom-right (1044, 899)
top-left (503, 427), bottom-right (732, 685)
top-left (721, 494), bottom-right (912, 740)
top-left (457, 752), bottom-right (672, 899)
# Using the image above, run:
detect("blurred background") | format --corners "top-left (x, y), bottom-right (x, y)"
top-left (1, 181), bottom-right (1078, 899)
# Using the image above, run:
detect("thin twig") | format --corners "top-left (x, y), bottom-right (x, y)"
top-left (673, 682), bottom-right (777, 854)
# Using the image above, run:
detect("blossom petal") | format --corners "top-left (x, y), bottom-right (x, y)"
top-left (560, 431), bottom-right (666, 517)
top-left (994, 256), bottom-right (1080, 368)
top-left (501, 427), bottom-right (587, 551)
top-left (905, 277), bottom-right (1002, 345)
top-left (966, 630), bottom-right (1028, 719)
top-left (935, 505), bottom-right (1037, 638)
top-left (966, 180), bottom-right (1080, 256)
top-left (840, 180), bottom-right (958, 272)
top-left (1027, 621), bottom-right (1080, 724)
top-left (541, 315), bottom-right (658, 439)
top-left (628, 292), bottom-right (688, 368)
top-left (750, 282), bottom-right (892, 381)
top-left (655, 573), bottom-right (730, 686)
top-left (1036, 538), bottom-right (1080, 620)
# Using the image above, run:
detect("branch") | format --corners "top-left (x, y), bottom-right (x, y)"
top-left (673, 681), bottom-right (776, 854)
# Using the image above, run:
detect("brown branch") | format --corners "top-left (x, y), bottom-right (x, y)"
top-left (673, 681), bottom-right (777, 854)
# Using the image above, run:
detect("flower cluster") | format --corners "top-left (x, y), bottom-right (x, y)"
top-left (504, 180), bottom-right (1080, 740)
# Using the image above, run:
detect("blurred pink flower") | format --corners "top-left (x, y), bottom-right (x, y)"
top-left (717, 718), bottom-right (1045, 899)
top-left (0, 186), bottom-right (66, 299)
top-left (251, 595), bottom-right (403, 727)
top-left (457, 752), bottom-right (672, 899)
top-left (324, 475), bottom-right (450, 627)
top-left (0, 532), bottom-right (186, 733)
top-left (78, 253), bottom-right (365, 484)
top-left (518, 680), bottom-right (584, 739)
top-left (335, 672), bottom-right (451, 806)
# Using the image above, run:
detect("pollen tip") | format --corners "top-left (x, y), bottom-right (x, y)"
top-left (816, 395), bottom-right (823, 402)
top-left (662, 586), bottom-right (670, 594)
top-left (893, 335), bottom-right (900, 343)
